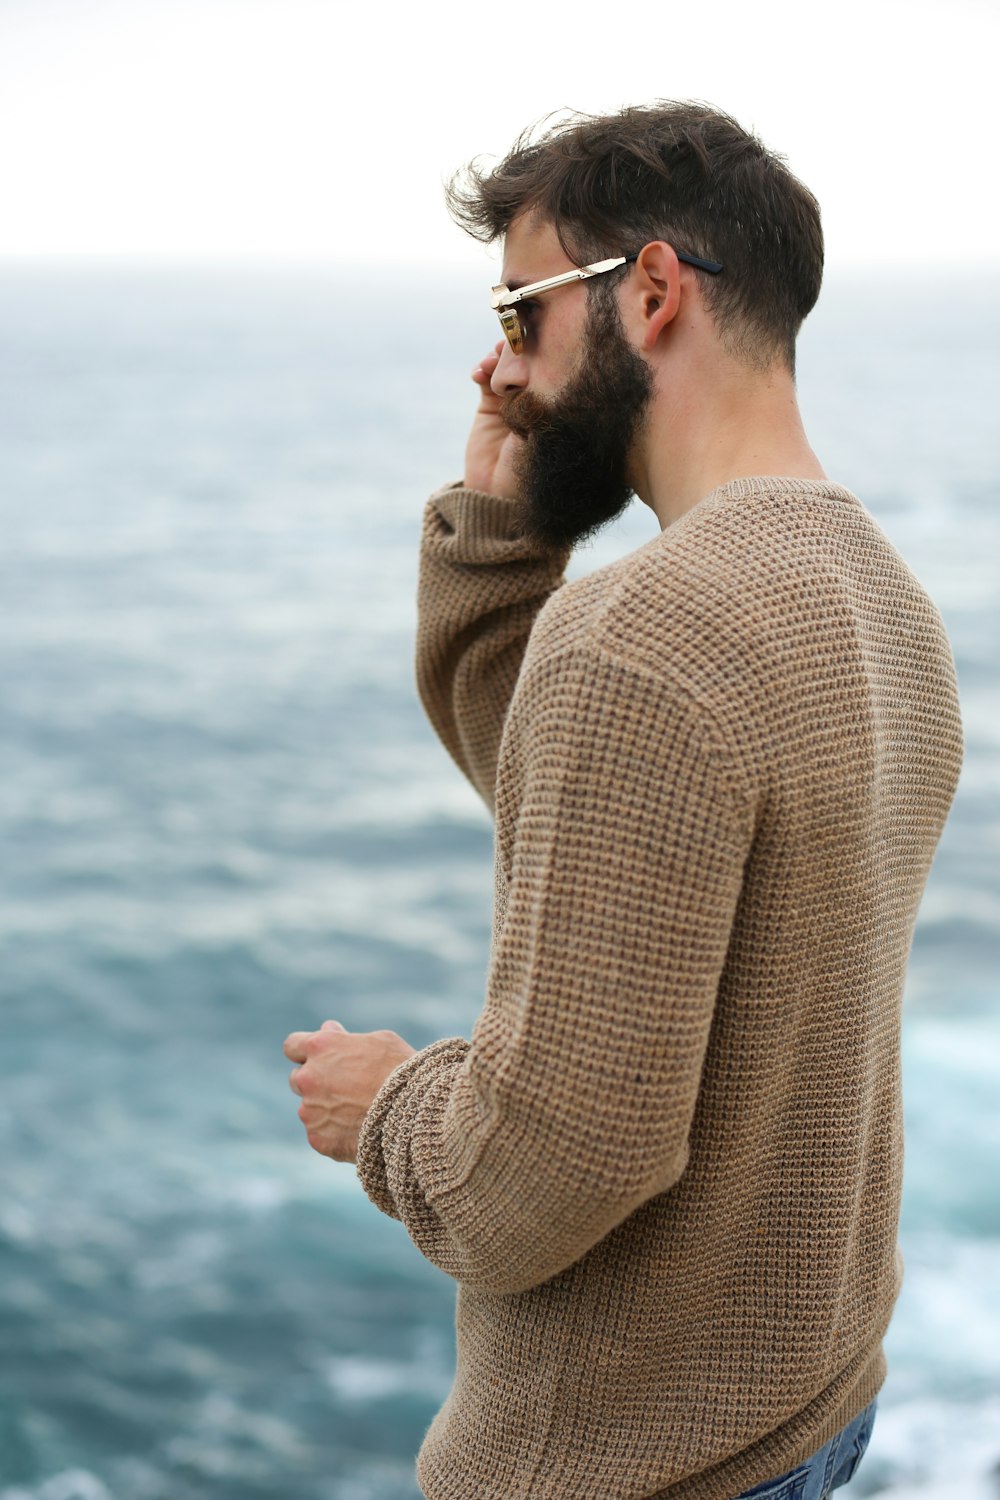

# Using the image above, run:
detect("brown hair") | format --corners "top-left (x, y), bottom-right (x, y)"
top-left (446, 101), bottom-right (824, 372)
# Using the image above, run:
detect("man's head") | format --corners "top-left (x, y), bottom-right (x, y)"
top-left (449, 101), bottom-right (824, 374)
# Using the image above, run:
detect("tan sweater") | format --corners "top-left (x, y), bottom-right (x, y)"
top-left (356, 476), bottom-right (962, 1500)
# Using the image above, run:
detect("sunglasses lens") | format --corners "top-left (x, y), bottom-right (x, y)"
top-left (497, 307), bottom-right (523, 355)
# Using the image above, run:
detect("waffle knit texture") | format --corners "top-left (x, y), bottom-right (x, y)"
top-left (356, 475), bottom-right (963, 1499)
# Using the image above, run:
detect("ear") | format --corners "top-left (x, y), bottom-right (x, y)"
top-left (630, 241), bottom-right (682, 351)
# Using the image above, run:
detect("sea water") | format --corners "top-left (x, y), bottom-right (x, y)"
top-left (0, 262), bottom-right (997, 1499)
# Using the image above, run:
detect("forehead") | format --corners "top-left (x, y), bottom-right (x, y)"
top-left (500, 213), bottom-right (575, 287)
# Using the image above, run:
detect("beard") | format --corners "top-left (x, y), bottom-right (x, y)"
top-left (501, 297), bottom-right (655, 551)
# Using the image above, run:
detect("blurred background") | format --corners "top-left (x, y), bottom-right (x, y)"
top-left (1, 2), bottom-right (998, 1498)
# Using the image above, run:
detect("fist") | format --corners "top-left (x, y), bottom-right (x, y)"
top-left (284, 1020), bottom-right (417, 1163)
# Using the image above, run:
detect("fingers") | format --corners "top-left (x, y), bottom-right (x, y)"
top-left (283, 1031), bottom-right (311, 1062)
top-left (472, 345), bottom-right (504, 385)
top-left (289, 1066), bottom-right (303, 1096)
top-left (283, 1021), bottom-right (345, 1062)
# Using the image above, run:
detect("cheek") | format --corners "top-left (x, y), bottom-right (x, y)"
top-left (538, 303), bottom-right (587, 384)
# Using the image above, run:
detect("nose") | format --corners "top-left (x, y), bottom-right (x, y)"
top-left (490, 338), bottom-right (528, 397)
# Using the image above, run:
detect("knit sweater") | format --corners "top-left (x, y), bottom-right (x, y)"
top-left (356, 475), bottom-right (963, 1500)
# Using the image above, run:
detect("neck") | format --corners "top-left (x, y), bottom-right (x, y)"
top-left (635, 357), bottom-right (827, 528)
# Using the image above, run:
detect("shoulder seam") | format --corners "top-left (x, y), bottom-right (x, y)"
top-left (516, 636), bottom-right (760, 842)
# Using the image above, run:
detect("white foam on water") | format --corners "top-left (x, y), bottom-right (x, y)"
top-left (844, 1394), bottom-right (1000, 1498)
top-left (323, 1354), bottom-right (417, 1402)
top-left (870, 1485), bottom-right (995, 1500)
top-left (0, 1474), bottom-right (115, 1500)
top-left (322, 1324), bottom-right (454, 1408)
top-left (887, 1234), bottom-right (1000, 1389)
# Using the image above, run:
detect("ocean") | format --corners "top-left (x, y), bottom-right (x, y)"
top-left (1, 261), bottom-right (997, 1500)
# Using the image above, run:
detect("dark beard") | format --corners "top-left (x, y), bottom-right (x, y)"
top-left (501, 299), bottom-right (654, 551)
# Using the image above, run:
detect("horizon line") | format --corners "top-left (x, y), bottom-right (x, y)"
top-left (3, 251), bottom-right (1000, 277)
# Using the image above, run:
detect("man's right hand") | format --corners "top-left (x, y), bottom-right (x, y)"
top-left (463, 343), bottom-right (523, 498)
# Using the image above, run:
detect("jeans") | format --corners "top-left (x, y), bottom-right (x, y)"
top-left (734, 1399), bottom-right (877, 1500)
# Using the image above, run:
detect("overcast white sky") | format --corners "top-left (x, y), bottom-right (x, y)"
top-left (1, 0), bottom-right (998, 272)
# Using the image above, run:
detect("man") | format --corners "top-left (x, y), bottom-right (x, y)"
top-left (284, 103), bottom-right (963, 1499)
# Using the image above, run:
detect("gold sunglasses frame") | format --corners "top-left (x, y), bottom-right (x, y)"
top-left (489, 249), bottom-right (723, 355)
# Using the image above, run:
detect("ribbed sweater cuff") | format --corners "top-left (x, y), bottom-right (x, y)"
top-left (424, 482), bottom-right (571, 568)
top-left (355, 1035), bottom-right (470, 1221)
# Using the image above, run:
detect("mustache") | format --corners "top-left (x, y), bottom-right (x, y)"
top-left (500, 390), bottom-right (556, 439)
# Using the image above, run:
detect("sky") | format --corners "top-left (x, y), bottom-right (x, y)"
top-left (1, 0), bottom-right (998, 272)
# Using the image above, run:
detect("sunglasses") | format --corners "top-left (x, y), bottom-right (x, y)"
top-left (490, 249), bottom-right (724, 355)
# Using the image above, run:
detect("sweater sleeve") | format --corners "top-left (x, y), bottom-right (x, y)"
top-left (415, 483), bottom-right (570, 810)
top-left (356, 644), bottom-right (755, 1295)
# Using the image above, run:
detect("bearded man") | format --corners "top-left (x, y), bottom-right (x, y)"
top-left (284, 103), bottom-right (963, 1500)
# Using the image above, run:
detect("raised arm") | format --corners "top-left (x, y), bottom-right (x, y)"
top-left (416, 346), bottom-right (570, 809)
